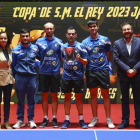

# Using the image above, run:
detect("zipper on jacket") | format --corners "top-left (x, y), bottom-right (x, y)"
top-left (26, 48), bottom-right (28, 73)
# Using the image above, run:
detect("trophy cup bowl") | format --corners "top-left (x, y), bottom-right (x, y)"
top-left (61, 47), bottom-right (79, 64)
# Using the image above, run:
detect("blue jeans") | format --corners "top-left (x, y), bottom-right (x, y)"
top-left (0, 84), bottom-right (13, 122)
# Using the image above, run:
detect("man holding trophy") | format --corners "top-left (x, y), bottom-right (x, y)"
top-left (61, 27), bottom-right (88, 129)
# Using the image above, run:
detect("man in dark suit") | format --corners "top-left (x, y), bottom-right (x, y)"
top-left (113, 22), bottom-right (140, 129)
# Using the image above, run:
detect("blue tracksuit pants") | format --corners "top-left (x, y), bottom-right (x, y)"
top-left (15, 73), bottom-right (36, 121)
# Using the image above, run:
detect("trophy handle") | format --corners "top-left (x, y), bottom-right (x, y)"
top-left (61, 49), bottom-right (65, 63)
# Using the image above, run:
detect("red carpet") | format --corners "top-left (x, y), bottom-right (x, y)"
top-left (0, 104), bottom-right (137, 129)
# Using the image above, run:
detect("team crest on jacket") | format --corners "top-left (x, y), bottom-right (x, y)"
top-left (98, 42), bottom-right (102, 46)
top-left (93, 47), bottom-right (99, 53)
top-left (47, 49), bottom-right (53, 56)
top-left (31, 52), bottom-right (35, 57)
top-left (75, 49), bottom-right (78, 53)
top-left (55, 43), bottom-right (57, 47)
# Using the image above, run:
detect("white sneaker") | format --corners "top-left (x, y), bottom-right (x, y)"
top-left (28, 120), bottom-right (37, 129)
top-left (88, 118), bottom-right (99, 127)
top-left (13, 120), bottom-right (26, 129)
top-left (106, 118), bottom-right (115, 129)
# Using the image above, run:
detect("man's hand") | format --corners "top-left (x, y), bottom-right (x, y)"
top-left (76, 54), bottom-right (87, 65)
top-left (127, 69), bottom-right (134, 74)
top-left (76, 54), bottom-right (81, 60)
top-left (127, 69), bottom-right (136, 77)
top-left (60, 68), bottom-right (63, 76)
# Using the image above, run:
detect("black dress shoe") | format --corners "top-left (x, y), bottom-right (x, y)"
top-left (135, 122), bottom-right (140, 129)
top-left (52, 118), bottom-right (59, 128)
top-left (39, 118), bottom-right (49, 128)
top-left (118, 121), bottom-right (129, 129)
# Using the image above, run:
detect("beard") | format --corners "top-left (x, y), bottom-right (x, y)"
top-left (124, 32), bottom-right (133, 38)
top-left (46, 32), bottom-right (53, 37)
top-left (21, 40), bottom-right (29, 46)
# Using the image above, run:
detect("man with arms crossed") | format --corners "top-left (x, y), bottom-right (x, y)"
top-left (113, 22), bottom-right (140, 129)
top-left (61, 26), bottom-right (88, 129)
top-left (36, 22), bottom-right (63, 128)
top-left (82, 18), bottom-right (115, 129)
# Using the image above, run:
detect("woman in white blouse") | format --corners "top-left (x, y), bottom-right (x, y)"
top-left (0, 31), bottom-right (13, 129)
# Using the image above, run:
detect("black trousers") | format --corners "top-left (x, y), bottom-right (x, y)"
top-left (0, 84), bottom-right (13, 122)
top-left (119, 80), bottom-right (140, 124)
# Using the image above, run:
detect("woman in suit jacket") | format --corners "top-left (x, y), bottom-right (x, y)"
top-left (0, 31), bottom-right (13, 129)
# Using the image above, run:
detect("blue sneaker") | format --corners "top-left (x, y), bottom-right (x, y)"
top-left (61, 120), bottom-right (70, 129)
top-left (79, 120), bottom-right (88, 129)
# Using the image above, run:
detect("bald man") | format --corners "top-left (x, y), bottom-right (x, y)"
top-left (36, 22), bottom-right (63, 128)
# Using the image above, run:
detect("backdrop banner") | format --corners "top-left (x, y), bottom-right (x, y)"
top-left (0, 1), bottom-right (139, 104)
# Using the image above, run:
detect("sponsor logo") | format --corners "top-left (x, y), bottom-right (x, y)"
top-left (73, 66), bottom-right (78, 70)
top-left (44, 57), bottom-right (56, 61)
top-left (52, 61), bottom-right (56, 65)
top-left (100, 57), bottom-right (104, 62)
top-left (64, 66), bottom-right (73, 70)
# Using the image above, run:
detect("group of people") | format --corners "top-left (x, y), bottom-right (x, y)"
top-left (0, 18), bottom-right (140, 130)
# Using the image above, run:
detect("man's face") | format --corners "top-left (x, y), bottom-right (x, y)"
top-left (122, 24), bottom-right (133, 39)
top-left (66, 29), bottom-right (77, 42)
top-left (20, 32), bottom-right (30, 44)
top-left (88, 23), bottom-right (99, 35)
top-left (44, 23), bottom-right (55, 37)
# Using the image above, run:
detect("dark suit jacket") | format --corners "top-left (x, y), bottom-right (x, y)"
top-left (113, 36), bottom-right (140, 81)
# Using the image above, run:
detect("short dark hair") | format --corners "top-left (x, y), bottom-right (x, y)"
top-left (0, 31), bottom-right (11, 53)
top-left (121, 22), bottom-right (133, 29)
top-left (67, 26), bottom-right (76, 33)
top-left (87, 18), bottom-right (98, 27)
top-left (20, 28), bottom-right (30, 34)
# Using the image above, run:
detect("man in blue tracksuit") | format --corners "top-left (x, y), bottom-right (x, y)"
top-left (35, 22), bottom-right (63, 128)
top-left (12, 28), bottom-right (40, 129)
